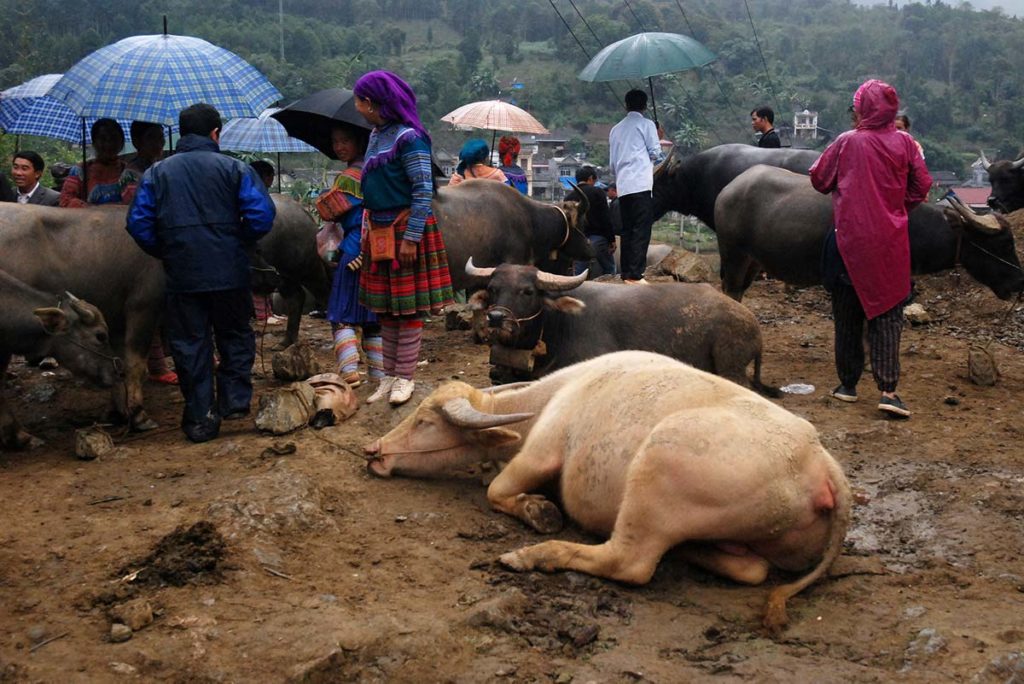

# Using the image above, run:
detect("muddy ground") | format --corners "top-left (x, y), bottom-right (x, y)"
top-left (2, 255), bottom-right (1024, 683)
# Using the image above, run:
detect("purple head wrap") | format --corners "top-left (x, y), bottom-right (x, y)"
top-left (353, 70), bottom-right (430, 143)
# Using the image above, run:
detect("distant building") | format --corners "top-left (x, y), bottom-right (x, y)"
top-left (793, 109), bottom-right (819, 140)
top-left (946, 186), bottom-right (991, 212)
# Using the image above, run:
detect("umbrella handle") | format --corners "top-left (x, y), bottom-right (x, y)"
top-left (648, 77), bottom-right (659, 130)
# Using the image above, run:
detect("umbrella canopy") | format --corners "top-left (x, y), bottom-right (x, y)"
top-left (271, 88), bottom-right (370, 160)
top-left (47, 33), bottom-right (281, 126)
top-left (0, 74), bottom-right (137, 144)
top-left (578, 32), bottom-right (716, 82)
top-left (440, 100), bottom-right (549, 135)
top-left (219, 108), bottom-right (317, 153)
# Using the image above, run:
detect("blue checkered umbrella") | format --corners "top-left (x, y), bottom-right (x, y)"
top-left (0, 74), bottom-right (139, 143)
top-left (219, 108), bottom-right (316, 153)
top-left (48, 33), bottom-right (281, 126)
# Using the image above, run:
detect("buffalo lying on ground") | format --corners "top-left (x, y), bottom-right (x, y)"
top-left (652, 143), bottom-right (820, 228)
top-left (433, 180), bottom-right (594, 290)
top-left (466, 260), bottom-right (777, 395)
top-left (0, 269), bottom-right (116, 448)
top-left (714, 165), bottom-right (1024, 301)
top-left (364, 350), bottom-right (851, 632)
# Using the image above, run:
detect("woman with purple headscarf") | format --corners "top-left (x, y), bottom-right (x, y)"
top-left (353, 70), bottom-right (454, 406)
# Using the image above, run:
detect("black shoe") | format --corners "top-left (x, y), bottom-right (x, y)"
top-left (878, 395), bottom-right (911, 418)
top-left (830, 384), bottom-right (858, 403)
top-left (184, 426), bottom-right (220, 443)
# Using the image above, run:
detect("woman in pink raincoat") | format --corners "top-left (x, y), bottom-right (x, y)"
top-left (810, 79), bottom-right (932, 418)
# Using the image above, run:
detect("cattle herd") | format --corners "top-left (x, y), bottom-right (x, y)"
top-left (2, 144), bottom-right (1024, 631)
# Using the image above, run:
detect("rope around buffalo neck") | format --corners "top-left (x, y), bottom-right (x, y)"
top-left (553, 205), bottom-right (571, 249)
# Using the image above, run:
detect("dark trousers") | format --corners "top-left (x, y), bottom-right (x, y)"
top-left (618, 191), bottom-right (654, 281)
top-left (831, 281), bottom-right (903, 393)
top-left (165, 288), bottom-right (256, 435)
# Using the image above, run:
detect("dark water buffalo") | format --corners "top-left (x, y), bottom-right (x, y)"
top-left (433, 180), bottom-right (594, 291)
top-left (0, 270), bottom-right (117, 448)
top-left (466, 260), bottom-right (777, 395)
top-left (258, 195), bottom-right (331, 347)
top-left (714, 165), bottom-right (1024, 301)
top-left (980, 151), bottom-right (1024, 213)
top-left (652, 143), bottom-right (820, 228)
top-left (0, 196), bottom-right (327, 431)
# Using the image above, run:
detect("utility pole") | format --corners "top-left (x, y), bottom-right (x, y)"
top-left (279, 0), bottom-right (285, 62)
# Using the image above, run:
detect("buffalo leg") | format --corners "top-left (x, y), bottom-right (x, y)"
top-left (0, 352), bottom-right (34, 449)
top-left (277, 280), bottom-right (304, 350)
top-left (115, 312), bottom-right (159, 431)
top-left (677, 544), bottom-right (770, 585)
top-left (486, 450), bottom-right (566, 534)
top-left (719, 249), bottom-right (758, 301)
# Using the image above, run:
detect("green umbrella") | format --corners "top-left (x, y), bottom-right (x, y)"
top-left (578, 32), bottom-right (716, 127)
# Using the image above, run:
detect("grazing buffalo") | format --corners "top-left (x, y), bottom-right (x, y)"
top-left (433, 180), bottom-right (594, 291)
top-left (364, 351), bottom-right (851, 632)
top-left (652, 143), bottom-right (820, 228)
top-left (980, 151), bottom-right (1024, 213)
top-left (1, 270), bottom-right (117, 448)
top-left (0, 196), bottom-right (325, 431)
top-left (466, 260), bottom-right (777, 395)
top-left (714, 165), bottom-right (1024, 301)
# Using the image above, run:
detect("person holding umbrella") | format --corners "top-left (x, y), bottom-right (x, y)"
top-left (126, 103), bottom-right (277, 443)
top-left (449, 139), bottom-right (507, 186)
top-left (60, 118), bottom-right (128, 207)
top-left (352, 70), bottom-right (454, 406)
top-left (609, 89), bottom-right (664, 285)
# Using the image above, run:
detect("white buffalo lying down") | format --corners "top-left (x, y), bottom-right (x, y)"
top-left (364, 351), bottom-right (852, 631)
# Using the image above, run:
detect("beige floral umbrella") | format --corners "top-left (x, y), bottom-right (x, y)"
top-left (441, 100), bottom-right (549, 135)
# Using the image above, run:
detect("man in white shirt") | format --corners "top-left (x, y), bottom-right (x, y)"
top-left (609, 89), bottom-right (664, 284)
top-left (10, 151), bottom-right (60, 206)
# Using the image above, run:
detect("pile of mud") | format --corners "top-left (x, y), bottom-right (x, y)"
top-left (119, 520), bottom-right (228, 587)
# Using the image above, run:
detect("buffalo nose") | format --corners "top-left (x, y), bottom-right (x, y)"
top-left (487, 310), bottom-right (505, 327)
top-left (363, 439), bottom-right (381, 457)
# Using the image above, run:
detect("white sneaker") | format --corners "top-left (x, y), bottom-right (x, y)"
top-left (366, 376), bottom-right (396, 404)
top-left (389, 378), bottom-right (415, 405)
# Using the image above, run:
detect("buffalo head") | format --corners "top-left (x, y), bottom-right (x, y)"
top-left (362, 381), bottom-right (532, 478)
top-left (981, 151), bottom-right (1024, 213)
top-left (651, 145), bottom-right (692, 220)
top-left (943, 196), bottom-right (1024, 297)
top-left (466, 259), bottom-right (588, 348)
top-left (36, 292), bottom-right (119, 387)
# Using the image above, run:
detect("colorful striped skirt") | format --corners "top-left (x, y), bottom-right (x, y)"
top-left (359, 212), bottom-right (454, 317)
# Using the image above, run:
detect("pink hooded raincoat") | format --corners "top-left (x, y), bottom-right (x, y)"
top-left (809, 80), bottom-right (933, 319)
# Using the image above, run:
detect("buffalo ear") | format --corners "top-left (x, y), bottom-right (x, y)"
top-left (471, 427), bottom-right (522, 448)
top-left (34, 307), bottom-right (69, 335)
top-left (546, 296), bottom-right (586, 315)
top-left (468, 289), bottom-right (489, 311)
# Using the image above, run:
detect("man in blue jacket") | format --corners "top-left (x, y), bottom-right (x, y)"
top-left (127, 103), bottom-right (276, 443)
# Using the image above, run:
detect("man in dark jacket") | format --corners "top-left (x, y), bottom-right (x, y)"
top-left (568, 166), bottom-right (616, 277)
top-left (751, 106), bottom-right (781, 148)
top-left (126, 103), bottom-right (276, 442)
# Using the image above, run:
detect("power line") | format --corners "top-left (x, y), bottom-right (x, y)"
top-left (622, 0), bottom-right (646, 31)
top-left (672, 0), bottom-right (747, 129)
top-left (567, 0), bottom-right (638, 91)
top-left (546, 0), bottom-right (621, 105)
top-left (743, 0), bottom-right (786, 120)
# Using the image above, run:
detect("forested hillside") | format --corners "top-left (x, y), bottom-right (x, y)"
top-left (2, 0), bottom-right (1023, 175)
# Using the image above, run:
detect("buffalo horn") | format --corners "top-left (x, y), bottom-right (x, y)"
top-left (64, 291), bottom-right (97, 325)
top-left (566, 179), bottom-right (589, 216)
top-left (1012, 156), bottom-right (1024, 171)
top-left (440, 397), bottom-right (534, 428)
top-left (654, 144), bottom-right (676, 177)
top-left (465, 257), bottom-right (496, 280)
top-left (946, 196), bottom-right (1003, 235)
top-left (535, 268), bottom-right (588, 291)
top-left (980, 150), bottom-right (992, 172)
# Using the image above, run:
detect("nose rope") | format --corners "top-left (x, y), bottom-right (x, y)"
top-left (486, 304), bottom-right (543, 330)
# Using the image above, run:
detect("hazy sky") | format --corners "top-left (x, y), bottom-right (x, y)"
top-left (858, 0), bottom-right (1024, 16)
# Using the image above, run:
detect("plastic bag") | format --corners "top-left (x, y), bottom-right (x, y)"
top-left (316, 222), bottom-right (343, 263)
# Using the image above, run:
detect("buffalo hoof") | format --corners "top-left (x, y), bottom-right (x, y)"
top-left (518, 494), bottom-right (563, 534)
top-left (1, 428), bottom-right (38, 451)
top-left (131, 413), bottom-right (159, 432)
top-left (498, 549), bottom-right (532, 572)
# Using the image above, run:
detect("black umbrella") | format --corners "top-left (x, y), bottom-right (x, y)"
top-left (271, 88), bottom-right (370, 160)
